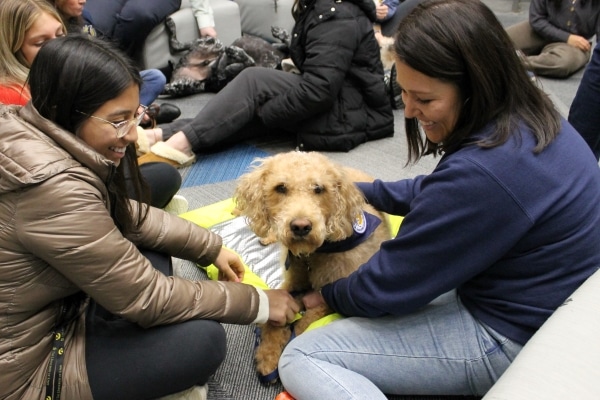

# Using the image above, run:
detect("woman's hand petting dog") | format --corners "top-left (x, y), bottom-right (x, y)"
top-left (213, 247), bottom-right (245, 282)
top-left (265, 290), bottom-right (301, 326)
top-left (302, 290), bottom-right (326, 309)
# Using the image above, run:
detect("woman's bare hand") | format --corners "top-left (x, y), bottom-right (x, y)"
top-left (265, 289), bottom-right (300, 326)
top-left (213, 247), bottom-right (244, 282)
top-left (567, 34), bottom-right (591, 52)
top-left (302, 290), bottom-right (326, 309)
top-left (375, 4), bottom-right (389, 21)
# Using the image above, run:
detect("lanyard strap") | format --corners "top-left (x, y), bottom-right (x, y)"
top-left (45, 306), bottom-right (67, 400)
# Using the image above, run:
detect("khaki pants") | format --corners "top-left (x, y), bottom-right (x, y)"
top-left (506, 21), bottom-right (590, 78)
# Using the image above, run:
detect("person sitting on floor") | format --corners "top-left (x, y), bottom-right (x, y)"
top-left (569, 40), bottom-right (600, 160)
top-left (276, 0), bottom-right (600, 398)
top-left (0, 0), bottom-right (184, 212)
top-left (0, 33), bottom-right (299, 400)
top-left (505, 0), bottom-right (600, 78)
top-left (136, 0), bottom-right (394, 168)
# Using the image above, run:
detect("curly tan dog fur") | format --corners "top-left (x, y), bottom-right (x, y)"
top-left (234, 151), bottom-right (391, 381)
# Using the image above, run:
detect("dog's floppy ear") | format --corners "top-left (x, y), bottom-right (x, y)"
top-left (233, 158), bottom-right (272, 238)
top-left (328, 168), bottom-right (367, 241)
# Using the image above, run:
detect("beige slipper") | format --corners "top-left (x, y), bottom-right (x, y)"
top-left (138, 142), bottom-right (196, 169)
top-left (164, 194), bottom-right (189, 215)
top-left (135, 126), bottom-right (150, 156)
top-left (155, 384), bottom-right (208, 400)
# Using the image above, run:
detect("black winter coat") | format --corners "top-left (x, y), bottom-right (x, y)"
top-left (260, 0), bottom-right (395, 151)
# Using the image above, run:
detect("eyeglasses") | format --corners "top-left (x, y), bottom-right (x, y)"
top-left (76, 104), bottom-right (148, 138)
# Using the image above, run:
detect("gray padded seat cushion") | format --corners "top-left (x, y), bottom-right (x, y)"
top-left (234, 0), bottom-right (295, 42)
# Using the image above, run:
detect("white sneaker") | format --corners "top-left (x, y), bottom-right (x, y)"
top-left (164, 194), bottom-right (189, 215)
top-left (155, 384), bottom-right (208, 400)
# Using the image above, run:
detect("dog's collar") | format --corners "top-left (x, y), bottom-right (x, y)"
top-left (317, 210), bottom-right (381, 253)
top-left (285, 211), bottom-right (382, 269)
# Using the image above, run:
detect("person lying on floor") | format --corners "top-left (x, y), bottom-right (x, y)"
top-left (137, 0), bottom-right (394, 168)
top-left (0, 34), bottom-right (299, 400)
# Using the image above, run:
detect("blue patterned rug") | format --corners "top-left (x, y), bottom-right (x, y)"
top-left (181, 144), bottom-right (270, 188)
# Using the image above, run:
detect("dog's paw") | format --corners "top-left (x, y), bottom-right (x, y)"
top-left (225, 45), bottom-right (256, 67)
top-left (259, 232), bottom-right (278, 246)
top-left (254, 325), bottom-right (292, 383)
top-left (255, 345), bottom-right (283, 384)
top-left (163, 78), bottom-right (207, 97)
top-left (271, 26), bottom-right (290, 44)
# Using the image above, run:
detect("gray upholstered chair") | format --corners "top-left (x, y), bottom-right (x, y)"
top-left (483, 268), bottom-right (600, 400)
top-left (235, 0), bottom-right (295, 41)
top-left (142, 0), bottom-right (242, 70)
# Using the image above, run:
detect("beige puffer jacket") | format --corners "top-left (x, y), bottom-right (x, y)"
top-left (0, 104), bottom-right (260, 400)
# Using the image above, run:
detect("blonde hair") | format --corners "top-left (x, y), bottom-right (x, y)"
top-left (0, 0), bottom-right (65, 90)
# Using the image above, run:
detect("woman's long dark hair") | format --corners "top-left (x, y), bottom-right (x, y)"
top-left (394, 0), bottom-right (561, 163)
top-left (29, 34), bottom-right (149, 235)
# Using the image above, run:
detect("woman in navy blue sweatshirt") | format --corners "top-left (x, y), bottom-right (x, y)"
top-left (278, 0), bottom-right (600, 398)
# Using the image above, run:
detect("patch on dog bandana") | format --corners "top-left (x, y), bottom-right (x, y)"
top-left (353, 210), bottom-right (368, 234)
top-left (316, 210), bottom-right (381, 254)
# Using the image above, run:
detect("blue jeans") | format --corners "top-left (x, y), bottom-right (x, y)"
top-left (140, 69), bottom-right (166, 106)
top-left (569, 42), bottom-right (600, 161)
top-left (85, 0), bottom-right (181, 60)
top-left (278, 291), bottom-right (522, 399)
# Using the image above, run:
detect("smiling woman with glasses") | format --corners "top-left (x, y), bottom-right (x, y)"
top-left (0, 32), bottom-right (297, 400)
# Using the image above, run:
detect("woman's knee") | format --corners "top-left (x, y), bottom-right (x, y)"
top-left (190, 320), bottom-right (227, 360)
top-left (278, 329), bottom-right (326, 379)
top-left (140, 161), bottom-right (182, 208)
top-left (141, 69), bottom-right (167, 87)
top-left (278, 339), bottom-right (306, 383)
top-left (169, 320), bottom-right (227, 379)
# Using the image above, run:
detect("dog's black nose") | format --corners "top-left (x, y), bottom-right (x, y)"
top-left (290, 219), bottom-right (312, 237)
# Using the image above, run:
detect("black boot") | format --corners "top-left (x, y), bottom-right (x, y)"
top-left (155, 103), bottom-right (181, 124)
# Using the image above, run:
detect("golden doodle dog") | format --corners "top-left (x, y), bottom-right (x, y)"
top-left (234, 151), bottom-right (391, 383)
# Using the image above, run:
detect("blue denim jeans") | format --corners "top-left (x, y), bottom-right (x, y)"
top-left (140, 69), bottom-right (166, 106)
top-left (278, 291), bottom-right (522, 399)
top-left (569, 42), bottom-right (600, 161)
top-left (85, 0), bottom-right (181, 60)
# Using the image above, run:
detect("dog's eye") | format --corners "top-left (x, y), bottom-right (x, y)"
top-left (313, 185), bottom-right (325, 194)
top-left (275, 184), bottom-right (287, 194)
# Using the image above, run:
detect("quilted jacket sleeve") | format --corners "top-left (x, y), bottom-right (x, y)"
top-left (15, 169), bottom-right (260, 327)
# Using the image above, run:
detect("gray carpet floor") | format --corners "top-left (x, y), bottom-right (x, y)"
top-left (161, 1), bottom-right (587, 398)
